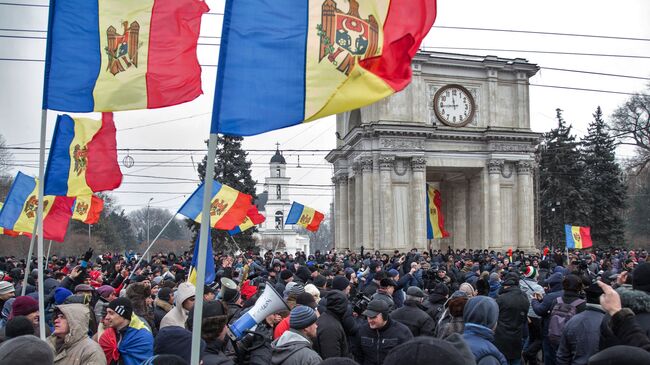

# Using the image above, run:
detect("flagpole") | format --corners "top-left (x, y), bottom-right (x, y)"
top-left (190, 133), bottom-right (218, 365)
top-left (35, 109), bottom-right (47, 340)
top-left (128, 214), bottom-right (177, 281)
top-left (21, 223), bottom-right (39, 296)
top-left (45, 240), bottom-right (53, 263)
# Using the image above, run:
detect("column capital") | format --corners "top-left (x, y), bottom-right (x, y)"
top-left (516, 160), bottom-right (533, 174)
top-left (337, 175), bottom-right (349, 184)
top-left (411, 157), bottom-right (427, 172)
top-left (352, 162), bottom-right (362, 174)
top-left (487, 159), bottom-right (504, 174)
top-left (378, 156), bottom-right (395, 171)
top-left (360, 158), bottom-right (373, 172)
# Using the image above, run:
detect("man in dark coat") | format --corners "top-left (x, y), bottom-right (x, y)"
top-left (532, 272), bottom-right (564, 365)
top-left (352, 299), bottom-right (413, 365)
top-left (390, 286), bottom-right (435, 337)
top-left (423, 283), bottom-right (449, 327)
top-left (494, 272), bottom-right (530, 363)
top-left (314, 290), bottom-right (351, 359)
top-left (186, 300), bottom-right (234, 365)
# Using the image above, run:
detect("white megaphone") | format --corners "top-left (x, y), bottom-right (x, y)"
top-left (228, 284), bottom-right (289, 340)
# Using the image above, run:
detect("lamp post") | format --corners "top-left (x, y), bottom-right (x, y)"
top-left (146, 197), bottom-right (153, 261)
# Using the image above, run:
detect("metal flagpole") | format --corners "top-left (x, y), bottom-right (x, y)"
top-left (45, 240), bottom-right (53, 266)
top-left (190, 133), bottom-right (218, 365)
top-left (21, 223), bottom-right (39, 296)
top-left (128, 214), bottom-right (178, 280)
top-left (35, 109), bottom-right (48, 340)
top-left (88, 224), bottom-right (91, 245)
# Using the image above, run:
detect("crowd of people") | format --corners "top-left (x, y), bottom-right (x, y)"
top-left (0, 245), bottom-right (648, 365)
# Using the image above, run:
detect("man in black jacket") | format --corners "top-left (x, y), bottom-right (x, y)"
top-left (390, 286), bottom-right (435, 337)
top-left (352, 299), bottom-right (413, 365)
top-left (314, 290), bottom-right (351, 359)
top-left (494, 272), bottom-right (530, 364)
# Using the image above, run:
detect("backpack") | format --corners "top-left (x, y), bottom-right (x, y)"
top-left (548, 297), bottom-right (585, 346)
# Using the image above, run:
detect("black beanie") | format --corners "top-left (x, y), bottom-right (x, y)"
top-left (280, 270), bottom-right (293, 281)
top-left (158, 287), bottom-right (172, 302)
top-left (383, 337), bottom-right (466, 365)
top-left (632, 262), bottom-right (650, 293)
top-left (108, 297), bottom-right (133, 320)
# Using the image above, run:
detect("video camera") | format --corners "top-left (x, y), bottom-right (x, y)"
top-left (351, 292), bottom-right (372, 316)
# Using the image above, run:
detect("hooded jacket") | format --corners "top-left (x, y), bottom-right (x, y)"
top-left (271, 329), bottom-right (322, 365)
top-left (159, 282), bottom-right (195, 329)
top-left (46, 303), bottom-right (106, 365)
top-left (493, 285), bottom-right (530, 360)
top-left (556, 303), bottom-right (605, 365)
top-left (390, 299), bottom-right (435, 337)
top-left (153, 298), bottom-right (172, 330)
top-left (314, 290), bottom-right (350, 359)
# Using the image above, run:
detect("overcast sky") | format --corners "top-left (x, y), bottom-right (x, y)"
top-left (1, 0), bottom-right (648, 217)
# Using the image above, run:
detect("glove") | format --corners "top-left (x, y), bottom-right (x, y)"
top-left (83, 248), bottom-right (94, 262)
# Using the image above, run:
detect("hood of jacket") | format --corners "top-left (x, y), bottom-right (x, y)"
top-left (617, 287), bottom-right (650, 314)
top-left (428, 293), bottom-right (447, 305)
top-left (154, 298), bottom-right (173, 313)
top-left (175, 282), bottom-right (196, 307)
top-left (271, 329), bottom-right (312, 364)
top-left (325, 290), bottom-right (348, 317)
top-left (445, 332), bottom-right (478, 365)
top-left (50, 303), bottom-right (90, 347)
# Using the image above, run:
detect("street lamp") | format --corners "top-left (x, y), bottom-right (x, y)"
top-left (146, 197), bottom-right (153, 261)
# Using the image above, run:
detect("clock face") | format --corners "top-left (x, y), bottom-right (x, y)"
top-left (433, 84), bottom-right (475, 127)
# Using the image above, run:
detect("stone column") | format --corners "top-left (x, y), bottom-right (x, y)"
top-left (354, 163), bottom-right (363, 250)
top-left (348, 176), bottom-right (356, 251)
top-left (452, 181), bottom-right (468, 248)
top-left (379, 156), bottom-right (394, 250)
top-left (372, 159), bottom-right (381, 250)
top-left (361, 158), bottom-right (373, 250)
top-left (488, 159), bottom-right (504, 249)
top-left (338, 175), bottom-right (349, 250)
top-left (517, 161), bottom-right (534, 250)
top-left (332, 176), bottom-right (340, 250)
top-left (411, 157), bottom-right (427, 250)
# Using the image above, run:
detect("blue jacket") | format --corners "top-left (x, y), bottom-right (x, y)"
top-left (463, 323), bottom-right (508, 365)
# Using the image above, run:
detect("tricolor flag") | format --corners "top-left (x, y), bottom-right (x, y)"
top-left (178, 181), bottom-right (252, 230)
top-left (228, 206), bottom-right (266, 236)
top-left (0, 172), bottom-right (74, 242)
top-left (212, 0), bottom-right (437, 136)
top-left (72, 195), bottom-right (104, 225)
top-left (426, 184), bottom-right (449, 239)
top-left (44, 113), bottom-right (122, 196)
top-left (188, 229), bottom-right (215, 286)
top-left (565, 225), bottom-right (593, 249)
top-left (285, 202), bottom-right (324, 232)
top-left (43, 0), bottom-right (209, 112)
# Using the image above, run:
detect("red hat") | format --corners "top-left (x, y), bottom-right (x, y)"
top-left (89, 270), bottom-right (102, 281)
top-left (9, 296), bottom-right (39, 319)
top-left (240, 280), bottom-right (258, 300)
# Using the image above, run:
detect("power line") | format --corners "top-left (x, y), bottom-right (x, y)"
top-left (432, 25), bottom-right (650, 42)
top-left (0, 2), bottom-right (48, 7)
top-left (422, 46), bottom-right (650, 59)
top-left (539, 67), bottom-right (650, 81)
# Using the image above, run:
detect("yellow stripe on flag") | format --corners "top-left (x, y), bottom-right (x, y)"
top-left (94, 0), bottom-right (155, 111)
top-left (188, 267), bottom-right (197, 286)
top-left (298, 206), bottom-right (317, 228)
top-left (194, 185), bottom-right (240, 227)
top-left (72, 195), bottom-right (92, 222)
top-left (427, 186), bottom-right (444, 239)
top-left (571, 226), bottom-right (583, 249)
top-left (238, 216), bottom-right (254, 232)
top-left (13, 184), bottom-right (55, 234)
top-left (67, 118), bottom-right (102, 196)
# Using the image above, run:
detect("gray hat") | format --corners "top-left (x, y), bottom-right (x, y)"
top-left (289, 305), bottom-right (318, 330)
top-left (362, 299), bottom-right (389, 318)
top-left (0, 335), bottom-right (54, 365)
top-left (406, 286), bottom-right (425, 298)
top-left (0, 282), bottom-right (15, 295)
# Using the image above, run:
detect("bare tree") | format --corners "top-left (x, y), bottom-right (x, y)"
top-left (0, 135), bottom-right (14, 200)
top-left (611, 85), bottom-right (650, 172)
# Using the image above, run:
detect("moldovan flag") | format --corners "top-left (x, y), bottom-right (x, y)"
top-left (426, 184), bottom-right (449, 239)
top-left (228, 206), bottom-right (266, 236)
top-left (285, 202), bottom-right (324, 232)
top-left (43, 0), bottom-right (209, 112)
top-left (44, 113), bottom-right (122, 196)
top-left (212, 0), bottom-right (437, 136)
top-left (0, 203), bottom-right (22, 237)
top-left (188, 228), bottom-right (215, 286)
top-left (178, 181), bottom-right (252, 230)
top-left (0, 172), bottom-right (74, 242)
top-left (72, 195), bottom-right (104, 225)
top-left (565, 225), bottom-right (593, 249)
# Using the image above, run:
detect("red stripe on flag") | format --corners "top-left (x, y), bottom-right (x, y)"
top-left (359, 0), bottom-right (437, 91)
top-left (85, 195), bottom-right (104, 225)
top-left (433, 189), bottom-right (449, 238)
top-left (43, 197), bottom-right (75, 242)
top-left (580, 227), bottom-right (593, 248)
top-left (306, 211), bottom-right (325, 232)
top-left (86, 113), bottom-right (122, 192)
top-left (146, 0), bottom-right (209, 108)
top-left (214, 193), bottom-right (252, 230)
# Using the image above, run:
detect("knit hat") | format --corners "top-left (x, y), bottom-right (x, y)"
top-left (489, 272), bottom-right (500, 283)
top-left (502, 272), bottom-right (520, 287)
top-left (380, 278), bottom-right (397, 288)
top-left (0, 282), bottom-right (15, 295)
top-left (387, 269), bottom-right (399, 278)
top-left (332, 276), bottom-right (350, 291)
top-left (312, 275), bottom-right (327, 288)
top-left (296, 292), bottom-right (317, 309)
top-left (383, 337), bottom-right (466, 365)
top-left (158, 287), bottom-right (172, 302)
top-left (432, 283), bottom-right (449, 296)
top-left (523, 266), bottom-right (537, 279)
top-left (289, 305), bottom-right (317, 329)
top-left (544, 272), bottom-right (563, 286)
top-left (96, 285), bottom-right (115, 299)
top-left (280, 270), bottom-right (293, 281)
top-left (584, 282), bottom-right (604, 304)
top-left (632, 262), bottom-right (650, 292)
top-left (289, 283), bottom-right (305, 296)
top-left (9, 296), bottom-right (38, 319)
top-left (463, 296), bottom-right (499, 329)
top-left (4, 316), bottom-right (35, 338)
top-left (108, 297), bottom-right (133, 320)
top-left (588, 345), bottom-right (650, 365)
top-left (0, 335), bottom-right (54, 365)
top-left (54, 287), bottom-right (73, 305)
top-left (186, 300), bottom-right (227, 330)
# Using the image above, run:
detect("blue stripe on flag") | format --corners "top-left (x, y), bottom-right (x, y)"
top-left (564, 224), bottom-right (575, 248)
top-left (44, 115), bottom-right (75, 195)
top-left (426, 185), bottom-right (433, 239)
top-left (284, 202), bottom-right (304, 225)
top-left (228, 226), bottom-right (242, 236)
top-left (43, 0), bottom-right (100, 112)
top-left (211, 0), bottom-right (308, 135)
top-left (177, 181), bottom-right (224, 219)
top-left (0, 172), bottom-right (36, 229)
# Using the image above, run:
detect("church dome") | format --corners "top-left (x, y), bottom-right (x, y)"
top-left (270, 147), bottom-right (286, 164)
